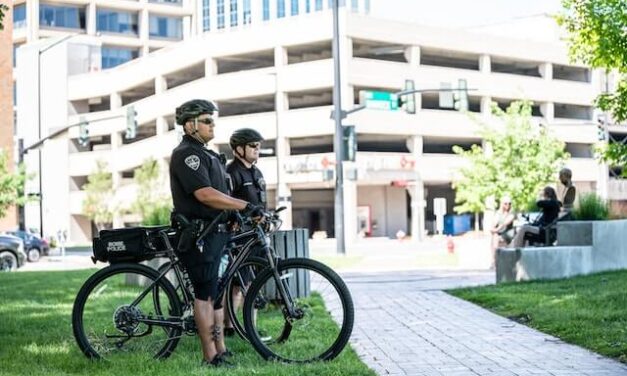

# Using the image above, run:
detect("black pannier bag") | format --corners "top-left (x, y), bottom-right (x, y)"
top-left (92, 226), bottom-right (173, 263)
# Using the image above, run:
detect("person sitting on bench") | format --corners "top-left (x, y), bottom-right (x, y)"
top-left (509, 186), bottom-right (561, 248)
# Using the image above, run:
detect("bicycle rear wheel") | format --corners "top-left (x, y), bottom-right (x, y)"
top-left (72, 263), bottom-right (183, 360)
top-left (224, 256), bottom-right (268, 340)
top-left (242, 258), bottom-right (354, 363)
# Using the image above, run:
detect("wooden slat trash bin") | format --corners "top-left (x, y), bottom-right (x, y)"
top-left (268, 229), bottom-right (310, 299)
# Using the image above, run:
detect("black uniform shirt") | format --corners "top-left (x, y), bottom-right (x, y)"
top-left (226, 157), bottom-right (267, 209)
top-left (170, 135), bottom-right (230, 220)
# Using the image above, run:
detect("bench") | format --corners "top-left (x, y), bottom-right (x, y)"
top-left (523, 211), bottom-right (572, 246)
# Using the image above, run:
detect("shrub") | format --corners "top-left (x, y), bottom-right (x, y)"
top-left (572, 193), bottom-right (609, 221)
top-left (142, 202), bottom-right (172, 226)
top-left (524, 196), bottom-right (539, 213)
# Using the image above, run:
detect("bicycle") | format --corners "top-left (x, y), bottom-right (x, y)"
top-left (72, 209), bottom-right (354, 363)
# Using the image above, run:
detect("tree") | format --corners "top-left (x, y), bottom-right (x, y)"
top-left (0, 4), bottom-right (8, 30)
top-left (82, 161), bottom-right (115, 231)
top-left (132, 158), bottom-right (172, 226)
top-left (559, 0), bottom-right (627, 171)
top-left (0, 150), bottom-right (29, 219)
top-left (453, 101), bottom-right (569, 230)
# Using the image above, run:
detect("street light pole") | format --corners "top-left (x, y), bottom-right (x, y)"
top-left (35, 34), bottom-right (79, 237)
top-left (273, 71), bottom-right (282, 210)
top-left (332, 0), bottom-right (346, 255)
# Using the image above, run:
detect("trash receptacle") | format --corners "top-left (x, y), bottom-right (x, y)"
top-left (443, 214), bottom-right (471, 236)
top-left (269, 228), bottom-right (310, 298)
top-left (270, 228), bottom-right (309, 259)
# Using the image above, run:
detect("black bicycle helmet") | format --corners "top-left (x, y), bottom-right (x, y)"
top-left (175, 99), bottom-right (218, 125)
top-left (229, 128), bottom-right (264, 149)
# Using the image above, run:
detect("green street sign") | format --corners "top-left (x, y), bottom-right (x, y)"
top-left (360, 90), bottom-right (399, 111)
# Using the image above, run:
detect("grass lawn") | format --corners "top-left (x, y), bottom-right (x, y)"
top-left (449, 269), bottom-right (627, 364)
top-left (0, 269), bottom-right (374, 376)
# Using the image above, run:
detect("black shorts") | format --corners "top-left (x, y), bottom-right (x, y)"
top-left (178, 232), bottom-right (230, 303)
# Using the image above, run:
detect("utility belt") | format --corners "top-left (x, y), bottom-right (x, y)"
top-left (172, 212), bottom-right (228, 253)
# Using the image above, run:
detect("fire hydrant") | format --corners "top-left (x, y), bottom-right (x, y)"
top-left (446, 235), bottom-right (455, 254)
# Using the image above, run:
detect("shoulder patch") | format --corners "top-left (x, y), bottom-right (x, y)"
top-left (185, 155), bottom-right (200, 171)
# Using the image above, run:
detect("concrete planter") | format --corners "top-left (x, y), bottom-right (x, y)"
top-left (497, 219), bottom-right (627, 282)
top-left (556, 221), bottom-right (593, 246)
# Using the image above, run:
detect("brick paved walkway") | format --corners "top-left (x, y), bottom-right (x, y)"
top-left (342, 270), bottom-right (627, 376)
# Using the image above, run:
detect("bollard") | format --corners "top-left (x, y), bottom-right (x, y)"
top-left (446, 235), bottom-right (455, 254)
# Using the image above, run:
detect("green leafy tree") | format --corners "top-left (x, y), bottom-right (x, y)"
top-left (0, 4), bottom-right (8, 30)
top-left (132, 158), bottom-right (172, 226)
top-left (453, 101), bottom-right (569, 230)
top-left (0, 150), bottom-right (29, 219)
top-left (558, 0), bottom-right (627, 172)
top-left (82, 161), bottom-right (115, 231)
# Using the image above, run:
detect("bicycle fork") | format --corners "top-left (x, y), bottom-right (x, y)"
top-left (260, 238), bottom-right (303, 321)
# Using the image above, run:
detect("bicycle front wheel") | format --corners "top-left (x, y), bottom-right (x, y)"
top-left (72, 263), bottom-right (183, 360)
top-left (242, 258), bottom-right (354, 363)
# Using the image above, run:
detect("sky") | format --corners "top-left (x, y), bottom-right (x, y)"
top-left (370, 0), bottom-right (564, 29)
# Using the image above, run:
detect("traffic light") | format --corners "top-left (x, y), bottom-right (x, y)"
top-left (453, 79), bottom-right (469, 112)
top-left (342, 125), bottom-right (357, 161)
top-left (597, 117), bottom-right (607, 141)
top-left (399, 79), bottom-right (416, 114)
top-left (126, 105), bottom-right (138, 140)
top-left (78, 116), bottom-right (89, 146)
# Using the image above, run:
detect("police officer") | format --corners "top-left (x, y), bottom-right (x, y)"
top-left (223, 128), bottom-right (267, 336)
top-left (169, 99), bottom-right (263, 367)
top-left (227, 128), bottom-right (267, 209)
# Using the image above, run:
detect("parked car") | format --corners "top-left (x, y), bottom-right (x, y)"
top-left (5, 230), bottom-right (50, 262)
top-left (0, 234), bottom-right (26, 272)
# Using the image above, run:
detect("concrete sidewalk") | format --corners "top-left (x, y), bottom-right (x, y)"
top-left (343, 270), bottom-right (627, 376)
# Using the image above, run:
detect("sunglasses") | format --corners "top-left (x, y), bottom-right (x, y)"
top-left (246, 142), bottom-right (261, 149)
top-left (196, 118), bottom-right (214, 125)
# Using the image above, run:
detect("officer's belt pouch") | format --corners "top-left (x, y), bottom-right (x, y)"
top-left (93, 227), bottom-right (163, 264)
top-left (177, 220), bottom-right (203, 254)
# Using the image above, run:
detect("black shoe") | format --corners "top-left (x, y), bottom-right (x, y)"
top-left (201, 354), bottom-right (234, 368)
top-left (224, 327), bottom-right (235, 337)
top-left (220, 349), bottom-right (234, 358)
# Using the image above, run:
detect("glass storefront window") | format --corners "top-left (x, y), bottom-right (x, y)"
top-left (13, 4), bottom-right (26, 29)
top-left (39, 4), bottom-right (86, 29)
top-left (263, 0), bottom-right (270, 20)
top-left (202, 0), bottom-right (210, 31)
top-left (277, 0), bottom-right (285, 18)
top-left (101, 46), bottom-right (139, 69)
top-left (243, 0), bottom-right (251, 24)
top-left (97, 9), bottom-right (139, 35)
top-left (149, 15), bottom-right (183, 39)
top-left (291, 0), bottom-right (299, 15)
top-left (230, 0), bottom-right (238, 26)
top-left (217, 0), bottom-right (225, 29)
